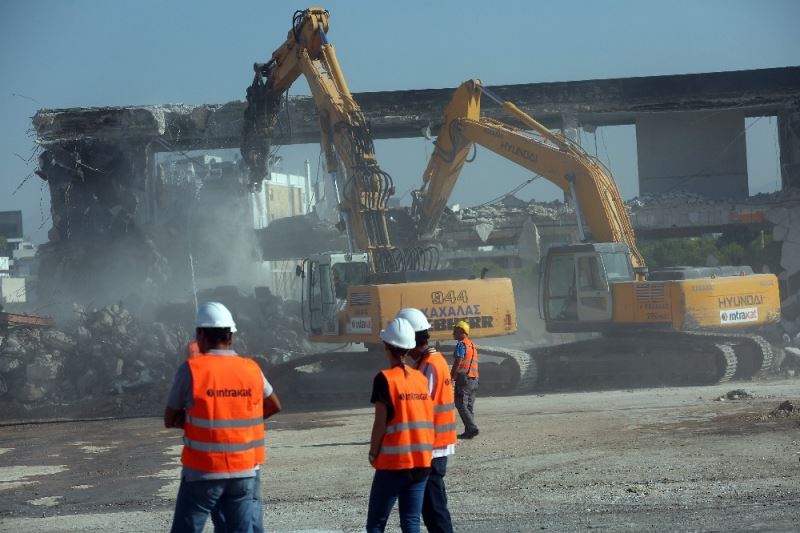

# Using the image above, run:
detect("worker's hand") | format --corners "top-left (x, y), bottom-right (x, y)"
top-left (368, 453), bottom-right (377, 466)
top-left (174, 410), bottom-right (186, 428)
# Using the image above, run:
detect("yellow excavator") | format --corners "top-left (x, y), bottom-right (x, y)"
top-left (241, 9), bottom-right (536, 397)
top-left (412, 79), bottom-right (781, 385)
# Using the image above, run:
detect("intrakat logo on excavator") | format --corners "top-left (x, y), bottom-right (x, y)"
top-left (720, 307), bottom-right (758, 324)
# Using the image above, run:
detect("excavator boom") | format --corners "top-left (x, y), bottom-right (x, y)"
top-left (241, 8), bottom-right (394, 271)
top-left (414, 79), bottom-right (647, 275)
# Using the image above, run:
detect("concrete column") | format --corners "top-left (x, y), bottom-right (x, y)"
top-left (561, 113), bottom-right (579, 205)
top-left (636, 110), bottom-right (748, 199)
top-left (778, 105), bottom-right (800, 190)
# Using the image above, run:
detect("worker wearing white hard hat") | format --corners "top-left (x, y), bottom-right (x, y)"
top-left (397, 308), bottom-right (456, 533)
top-left (164, 302), bottom-right (282, 533)
top-left (366, 317), bottom-right (435, 533)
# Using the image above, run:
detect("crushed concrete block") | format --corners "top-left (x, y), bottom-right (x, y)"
top-left (41, 330), bottom-right (76, 352)
top-left (76, 369), bottom-right (99, 397)
top-left (19, 382), bottom-right (47, 402)
top-left (1, 337), bottom-right (25, 356)
top-left (0, 356), bottom-right (22, 374)
top-left (25, 354), bottom-right (63, 382)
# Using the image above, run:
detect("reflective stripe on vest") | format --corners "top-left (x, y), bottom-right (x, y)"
top-left (185, 414), bottom-right (264, 429)
top-left (182, 355), bottom-right (265, 473)
top-left (457, 339), bottom-right (479, 378)
top-left (373, 366), bottom-right (434, 470)
top-left (385, 420), bottom-right (435, 435)
top-left (419, 351), bottom-right (458, 449)
top-left (183, 437), bottom-right (264, 453)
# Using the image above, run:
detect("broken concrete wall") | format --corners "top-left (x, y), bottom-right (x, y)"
top-left (36, 139), bottom-right (169, 311)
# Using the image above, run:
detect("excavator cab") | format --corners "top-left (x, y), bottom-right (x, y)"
top-left (541, 242), bottom-right (635, 332)
top-left (299, 252), bottom-right (370, 336)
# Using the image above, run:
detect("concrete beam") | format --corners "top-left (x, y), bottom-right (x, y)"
top-left (34, 67), bottom-right (800, 150)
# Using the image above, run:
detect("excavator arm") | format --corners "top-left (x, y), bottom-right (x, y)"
top-left (413, 79), bottom-right (647, 276)
top-left (241, 8), bottom-right (394, 271)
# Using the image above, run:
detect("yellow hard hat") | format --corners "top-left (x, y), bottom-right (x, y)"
top-left (454, 320), bottom-right (470, 335)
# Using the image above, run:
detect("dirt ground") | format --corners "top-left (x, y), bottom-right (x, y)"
top-left (0, 378), bottom-right (798, 532)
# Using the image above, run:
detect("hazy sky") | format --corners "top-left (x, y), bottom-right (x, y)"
top-left (1, 0), bottom-right (798, 243)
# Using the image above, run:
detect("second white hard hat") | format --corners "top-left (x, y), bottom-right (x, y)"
top-left (194, 302), bottom-right (238, 332)
top-left (396, 308), bottom-right (431, 332)
top-left (379, 317), bottom-right (416, 350)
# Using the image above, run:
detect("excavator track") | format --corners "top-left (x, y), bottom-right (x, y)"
top-left (266, 342), bottom-right (541, 405)
top-left (681, 331), bottom-right (774, 379)
top-left (435, 342), bottom-right (539, 396)
top-left (528, 332), bottom-right (742, 390)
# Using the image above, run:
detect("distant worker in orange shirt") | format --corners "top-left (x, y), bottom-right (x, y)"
top-left (450, 321), bottom-right (479, 439)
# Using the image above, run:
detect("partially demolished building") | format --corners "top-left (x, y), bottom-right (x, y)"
top-left (3, 66), bottom-right (799, 416)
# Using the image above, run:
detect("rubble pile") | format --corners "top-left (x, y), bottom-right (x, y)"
top-left (716, 389), bottom-right (755, 401)
top-left (445, 197), bottom-right (572, 226)
top-left (0, 304), bottom-right (188, 416)
top-left (755, 400), bottom-right (798, 422)
top-left (0, 288), bottom-right (308, 420)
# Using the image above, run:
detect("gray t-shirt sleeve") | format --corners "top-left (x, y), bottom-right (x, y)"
top-left (166, 362), bottom-right (192, 410)
top-left (262, 372), bottom-right (273, 398)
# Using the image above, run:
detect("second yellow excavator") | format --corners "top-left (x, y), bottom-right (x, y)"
top-left (412, 79), bottom-right (781, 386)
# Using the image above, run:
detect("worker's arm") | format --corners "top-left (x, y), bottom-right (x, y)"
top-left (263, 391), bottom-right (282, 420)
top-left (451, 341), bottom-right (466, 380)
top-left (164, 407), bottom-right (185, 428)
top-left (164, 363), bottom-right (189, 428)
top-left (369, 401), bottom-right (388, 465)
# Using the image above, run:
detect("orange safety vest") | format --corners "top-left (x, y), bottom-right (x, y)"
top-left (457, 338), bottom-right (479, 379)
top-left (186, 341), bottom-right (201, 360)
top-left (418, 350), bottom-right (457, 451)
top-left (373, 366), bottom-right (434, 470)
top-left (181, 355), bottom-right (265, 473)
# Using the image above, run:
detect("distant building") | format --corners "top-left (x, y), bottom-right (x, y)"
top-left (0, 277), bottom-right (26, 304)
top-left (251, 170), bottom-right (310, 230)
top-left (252, 167), bottom-right (312, 301)
top-left (0, 211), bottom-right (23, 240)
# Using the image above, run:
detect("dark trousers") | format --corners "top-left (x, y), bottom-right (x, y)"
top-left (170, 476), bottom-right (255, 533)
top-left (366, 469), bottom-right (429, 533)
top-left (211, 468), bottom-right (263, 533)
top-left (422, 456), bottom-right (453, 533)
top-left (455, 376), bottom-right (479, 434)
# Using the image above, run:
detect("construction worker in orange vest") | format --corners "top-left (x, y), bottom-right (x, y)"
top-left (367, 317), bottom-right (435, 533)
top-left (397, 308), bottom-right (456, 533)
top-left (450, 320), bottom-right (479, 439)
top-left (164, 302), bottom-right (281, 533)
top-left (184, 330), bottom-right (262, 532)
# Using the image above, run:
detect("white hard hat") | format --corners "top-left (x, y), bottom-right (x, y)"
top-left (396, 308), bottom-right (431, 332)
top-left (379, 317), bottom-right (416, 350)
top-left (194, 302), bottom-right (237, 332)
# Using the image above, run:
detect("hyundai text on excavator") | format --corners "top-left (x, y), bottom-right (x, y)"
top-left (241, 9), bottom-right (537, 398)
top-left (411, 79), bottom-right (781, 386)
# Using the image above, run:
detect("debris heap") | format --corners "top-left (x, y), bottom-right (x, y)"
top-left (0, 288), bottom-right (308, 420)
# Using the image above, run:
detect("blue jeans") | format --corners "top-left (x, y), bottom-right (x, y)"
top-left (211, 469), bottom-right (263, 533)
top-left (366, 469), bottom-right (429, 533)
top-left (422, 457), bottom-right (453, 533)
top-left (170, 476), bottom-right (255, 533)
